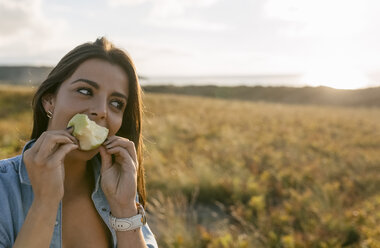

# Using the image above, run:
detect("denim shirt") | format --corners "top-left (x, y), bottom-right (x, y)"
top-left (0, 140), bottom-right (158, 248)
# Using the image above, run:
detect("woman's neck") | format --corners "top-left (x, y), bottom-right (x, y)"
top-left (63, 157), bottom-right (94, 197)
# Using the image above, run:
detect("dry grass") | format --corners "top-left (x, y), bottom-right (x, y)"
top-left (1, 85), bottom-right (380, 247)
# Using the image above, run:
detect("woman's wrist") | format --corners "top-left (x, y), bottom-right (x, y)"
top-left (109, 202), bottom-right (138, 218)
top-left (32, 198), bottom-right (60, 212)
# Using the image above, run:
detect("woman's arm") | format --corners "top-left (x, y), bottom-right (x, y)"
top-left (13, 201), bottom-right (59, 248)
top-left (111, 207), bottom-right (147, 248)
top-left (99, 137), bottom-right (152, 248)
top-left (116, 230), bottom-right (147, 248)
top-left (14, 129), bottom-right (78, 247)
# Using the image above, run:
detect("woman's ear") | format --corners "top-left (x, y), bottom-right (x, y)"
top-left (42, 93), bottom-right (56, 113)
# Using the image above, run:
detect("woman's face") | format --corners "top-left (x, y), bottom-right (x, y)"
top-left (43, 58), bottom-right (129, 158)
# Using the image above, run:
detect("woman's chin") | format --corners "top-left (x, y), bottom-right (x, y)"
top-left (69, 146), bottom-right (101, 161)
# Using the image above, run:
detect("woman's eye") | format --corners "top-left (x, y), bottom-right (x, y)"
top-left (77, 88), bottom-right (92, 96)
top-left (111, 100), bottom-right (124, 110)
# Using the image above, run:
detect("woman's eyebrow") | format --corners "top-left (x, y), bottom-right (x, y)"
top-left (71, 78), bottom-right (128, 100)
top-left (111, 92), bottom-right (128, 101)
top-left (71, 78), bottom-right (99, 89)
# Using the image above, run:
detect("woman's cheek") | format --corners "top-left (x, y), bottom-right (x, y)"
top-left (109, 115), bottom-right (124, 136)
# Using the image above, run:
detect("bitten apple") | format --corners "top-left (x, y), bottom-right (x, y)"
top-left (67, 114), bottom-right (109, 151)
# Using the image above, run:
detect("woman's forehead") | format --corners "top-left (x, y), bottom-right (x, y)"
top-left (65, 58), bottom-right (129, 94)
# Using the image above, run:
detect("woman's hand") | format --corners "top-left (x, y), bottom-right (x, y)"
top-left (99, 136), bottom-right (139, 216)
top-left (23, 128), bottom-right (79, 206)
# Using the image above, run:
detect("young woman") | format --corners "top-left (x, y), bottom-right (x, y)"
top-left (0, 37), bottom-right (157, 247)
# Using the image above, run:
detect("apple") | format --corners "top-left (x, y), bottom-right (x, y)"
top-left (67, 114), bottom-right (109, 151)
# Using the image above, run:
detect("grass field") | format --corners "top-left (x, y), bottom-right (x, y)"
top-left (1, 85), bottom-right (380, 247)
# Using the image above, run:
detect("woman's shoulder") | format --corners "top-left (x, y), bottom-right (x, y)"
top-left (0, 153), bottom-right (33, 212)
top-left (0, 155), bottom-right (23, 179)
top-left (0, 140), bottom-right (36, 184)
top-left (0, 155), bottom-right (31, 247)
top-left (0, 155), bottom-right (23, 205)
top-left (0, 155), bottom-right (26, 196)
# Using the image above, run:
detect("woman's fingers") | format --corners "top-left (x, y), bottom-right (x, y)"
top-left (104, 137), bottom-right (137, 164)
top-left (30, 131), bottom-right (46, 152)
top-left (99, 146), bottom-right (112, 174)
top-left (32, 129), bottom-right (78, 153)
top-left (37, 136), bottom-right (77, 161)
top-left (105, 146), bottom-right (137, 172)
top-left (23, 128), bottom-right (79, 204)
top-left (48, 143), bottom-right (78, 167)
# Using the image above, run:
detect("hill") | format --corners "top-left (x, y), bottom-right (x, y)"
top-left (0, 66), bottom-right (52, 85)
top-left (1, 66), bottom-right (380, 107)
top-left (142, 85), bottom-right (380, 107)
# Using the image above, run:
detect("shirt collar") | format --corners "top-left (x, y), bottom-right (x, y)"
top-left (19, 139), bottom-right (36, 185)
top-left (90, 154), bottom-right (102, 194)
top-left (19, 140), bottom-right (102, 194)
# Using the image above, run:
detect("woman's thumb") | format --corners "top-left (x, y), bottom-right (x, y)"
top-left (99, 146), bottom-right (112, 174)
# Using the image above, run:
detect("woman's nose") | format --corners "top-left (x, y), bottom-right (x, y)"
top-left (90, 99), bottom-right (107, 119)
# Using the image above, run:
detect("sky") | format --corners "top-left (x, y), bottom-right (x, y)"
top-left (1, 0), bottom-right (380, 89)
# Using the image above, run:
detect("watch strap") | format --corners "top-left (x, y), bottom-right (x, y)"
top-left (109, 202), bottom-right (147, 231)
top-left (109, 214), bottom-right (144, 231)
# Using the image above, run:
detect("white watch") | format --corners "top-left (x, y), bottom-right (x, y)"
top-left (109, 203), bottom-right (147, 231)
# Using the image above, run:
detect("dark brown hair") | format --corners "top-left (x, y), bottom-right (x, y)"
top-left (31, 37), bottom-right (146, 207)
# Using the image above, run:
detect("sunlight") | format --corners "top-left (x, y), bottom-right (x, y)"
top-left (265, 0), bottom-right (373, 90)
top-left (301, 68), bottom-right (369, 90)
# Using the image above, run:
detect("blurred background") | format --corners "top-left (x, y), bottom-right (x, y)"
top-left (1, 0), bottom-right (380, 247)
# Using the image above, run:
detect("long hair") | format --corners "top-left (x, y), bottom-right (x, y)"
top-left (30, 37), bottom-right (146, 207)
